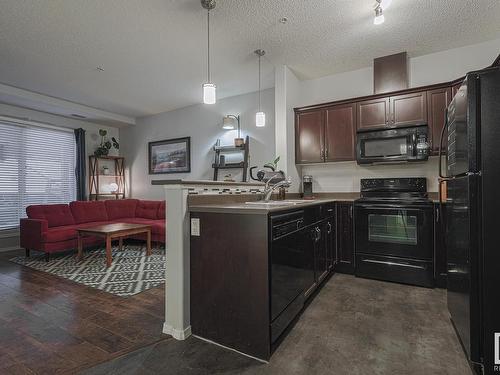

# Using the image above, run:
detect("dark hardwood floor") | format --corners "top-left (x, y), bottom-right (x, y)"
top-left (0, 248), bottom-right (168, 375)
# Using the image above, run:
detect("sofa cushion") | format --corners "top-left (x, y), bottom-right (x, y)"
top-left (158, 201), bottom-right (166, 220)
top-left (119, 218), bottom-right (165, 236)
top-left (136, 200), bottom-right (161, 220)
top-left (70, 201), bottom-right (108, 224)
top-left (105, 199), bottom-right (139, 220)
top-left (44, 221), bottom-right (111, 242)
top-left (26, 204), bottom-right (75, 228)
top-left (44, 225), bottom-right (79, 242)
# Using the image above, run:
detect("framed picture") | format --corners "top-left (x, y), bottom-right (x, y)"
top-left (148, 137), bottom-right (191, 174)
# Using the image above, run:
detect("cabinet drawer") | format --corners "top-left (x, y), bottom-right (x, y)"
top-left (355, 253), bottom-right (434, 288)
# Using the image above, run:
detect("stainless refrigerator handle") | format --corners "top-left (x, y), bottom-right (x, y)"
top-left (438, 109), bottom-right (449, 179)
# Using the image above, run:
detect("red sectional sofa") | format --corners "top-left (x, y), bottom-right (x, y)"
top-left (20, 199), bottom-right (166, 260)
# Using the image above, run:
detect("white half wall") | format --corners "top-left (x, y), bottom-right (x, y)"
top-left (120, 89), bottom-right (275, 200)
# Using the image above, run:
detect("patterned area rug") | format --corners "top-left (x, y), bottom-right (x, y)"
top-left (10, 244), bottom-right (165, 297)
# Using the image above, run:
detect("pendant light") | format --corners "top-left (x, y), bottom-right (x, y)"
top-left (201, 0), bottom-right (216, 104)
top-left (255, 49), bottom-right (266, 127)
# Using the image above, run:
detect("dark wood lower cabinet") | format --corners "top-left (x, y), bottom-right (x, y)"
top-left (190, 203), bottom-right (336, 361)
top-left (335, 202), bottom-right (355, 274)
top-left (190, 212), bottom-right (270, 360)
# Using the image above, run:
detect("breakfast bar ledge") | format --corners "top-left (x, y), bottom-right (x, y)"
top-left (151, 179), bottom-right (265, 340)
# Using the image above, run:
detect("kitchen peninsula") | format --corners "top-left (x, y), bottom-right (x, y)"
top-left (152, 179), bottom-right (359, 358)
top-left (151, 179), bottom-right (266, 341)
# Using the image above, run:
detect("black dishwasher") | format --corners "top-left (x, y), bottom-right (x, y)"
top-left (270, 210), bottom-right (315, 343)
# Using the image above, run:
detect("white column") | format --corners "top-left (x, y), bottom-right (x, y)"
top-left (162, 184), bottom-right (191, 340)
top-left (275, 65), bottom-right (302, 193)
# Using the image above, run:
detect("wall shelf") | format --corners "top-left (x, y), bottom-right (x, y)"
top-left (212, 136), bottom-right (250, 182)
top-left (88, 156), bottom-right (125, 200)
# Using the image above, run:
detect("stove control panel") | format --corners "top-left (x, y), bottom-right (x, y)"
top-left (360, 178), bottom-right (427, 193)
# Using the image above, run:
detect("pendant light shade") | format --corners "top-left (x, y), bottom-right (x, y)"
top-left (256, 111), bottom-right (266, 127)
top-left (255, 49), bottom-right (266, 127)
top-left (203, 83), bottom-right (216, 104)
top-left (201, 0), bottom-right (216, 104)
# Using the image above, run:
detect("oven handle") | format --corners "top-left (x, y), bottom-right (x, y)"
top-left (354, 203), bottom-right (433, 210)
top-left (361, 259), bottom-right (426, 270)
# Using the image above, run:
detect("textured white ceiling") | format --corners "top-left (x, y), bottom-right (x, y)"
top-left (1, 0), bottom-right (499, 118)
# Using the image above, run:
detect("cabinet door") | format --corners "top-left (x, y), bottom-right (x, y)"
top-left (452, 81), bottom-right (463, 98)
top-left (336, 202), bottom-right (354, 274)
top-left (427, 87), bottom-right (451, 154)
top-left (315, 223), bottom-right (329, 283)
top-left (295, 110), bottom-right (324, 163)
top-left (390, 91), bottom-right (427, 127)
top-left (325, 104), bottom-right (356, 161)
top-left (356, 97), bottom-right (390, 130)
top-left (326, 218), bottom-right (335, 271)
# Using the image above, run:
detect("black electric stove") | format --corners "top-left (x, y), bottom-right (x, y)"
top-left (354, 178), bottom-right (435, 288)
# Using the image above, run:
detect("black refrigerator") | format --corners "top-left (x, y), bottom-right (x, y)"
top-left (440, 66), bottom-right (500, 374)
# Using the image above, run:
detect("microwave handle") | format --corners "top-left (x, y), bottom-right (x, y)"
top-left (438, 109), bottom-right (449, 179)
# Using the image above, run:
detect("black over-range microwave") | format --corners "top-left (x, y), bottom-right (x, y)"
top-left (356, 125), bottom-right (430, 165)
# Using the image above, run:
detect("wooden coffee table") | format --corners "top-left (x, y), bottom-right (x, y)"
top-left (77, 223), bottom-right (152, 267)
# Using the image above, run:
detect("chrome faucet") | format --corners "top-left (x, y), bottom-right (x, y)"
top-left (263, 177), bottom-right (291, 201)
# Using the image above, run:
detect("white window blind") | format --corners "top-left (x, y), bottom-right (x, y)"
top-left (0, 120), bottom-right (76, 230)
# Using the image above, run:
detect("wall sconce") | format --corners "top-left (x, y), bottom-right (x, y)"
top-left (223, 114), bottom-right (244, 147)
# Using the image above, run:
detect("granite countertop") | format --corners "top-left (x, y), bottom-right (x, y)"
top-left (151, 179), bottom-right (265, 186)
top-left (188, 193), bottom-right (360, 215)
top-left (188, 191), bottom-right (440, 215)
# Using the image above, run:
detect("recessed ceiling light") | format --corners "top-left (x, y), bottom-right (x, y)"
top-left (279, 17), bottom-right (288, 24)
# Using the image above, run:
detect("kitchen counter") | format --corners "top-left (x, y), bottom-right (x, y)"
top-left (189, 193), bottom-right (360, 215)
top-left (151, 179), bottom-right (265, 187)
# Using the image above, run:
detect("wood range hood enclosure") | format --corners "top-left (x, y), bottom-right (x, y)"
top-left (373, 52), bottom-right (409, 94)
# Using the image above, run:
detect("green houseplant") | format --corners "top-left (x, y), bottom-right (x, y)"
top-left (94, 129), bottom-right (119, 157)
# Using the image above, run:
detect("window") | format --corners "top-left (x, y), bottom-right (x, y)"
top-left (0, 120), bottom-right (76, 230)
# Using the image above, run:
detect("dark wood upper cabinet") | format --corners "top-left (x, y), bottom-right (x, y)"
top-left (325, 103), bottom-right (356, 161)
top-left (295, 110), bottom-right (324, 164)
top-left (390, 91), bottom-right (427, 127)
top-left (427, 87), bottom-right (451, 154)
top-left (452, 81), bottom-right (463, 98)
top-left (356, 97), bottom-right (390, 130)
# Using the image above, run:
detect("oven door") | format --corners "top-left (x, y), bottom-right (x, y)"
top-left (354, 203), bottom-right (433, 260)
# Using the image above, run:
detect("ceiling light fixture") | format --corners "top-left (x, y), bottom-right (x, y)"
top-left (201, 0), bottom-right (216, 104)
top-left (380, 0), bottom-right (392, 9)
top-left (374, 6), bottom-right (384, 25)
top-left (374, 0), bottom-right (392, 25)
top-left (255, 49), bottom-right (266, 127)
top-left (374, 0), bottom-right (385, 25)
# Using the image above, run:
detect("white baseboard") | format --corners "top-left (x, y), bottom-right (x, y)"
top-left (162, 322), bottom-right (192, 340)
top-left (0, 246), bottom-right (22, 253)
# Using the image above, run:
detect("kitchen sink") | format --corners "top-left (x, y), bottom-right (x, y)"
top-left (245, 199), bottom-right (309, 207)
